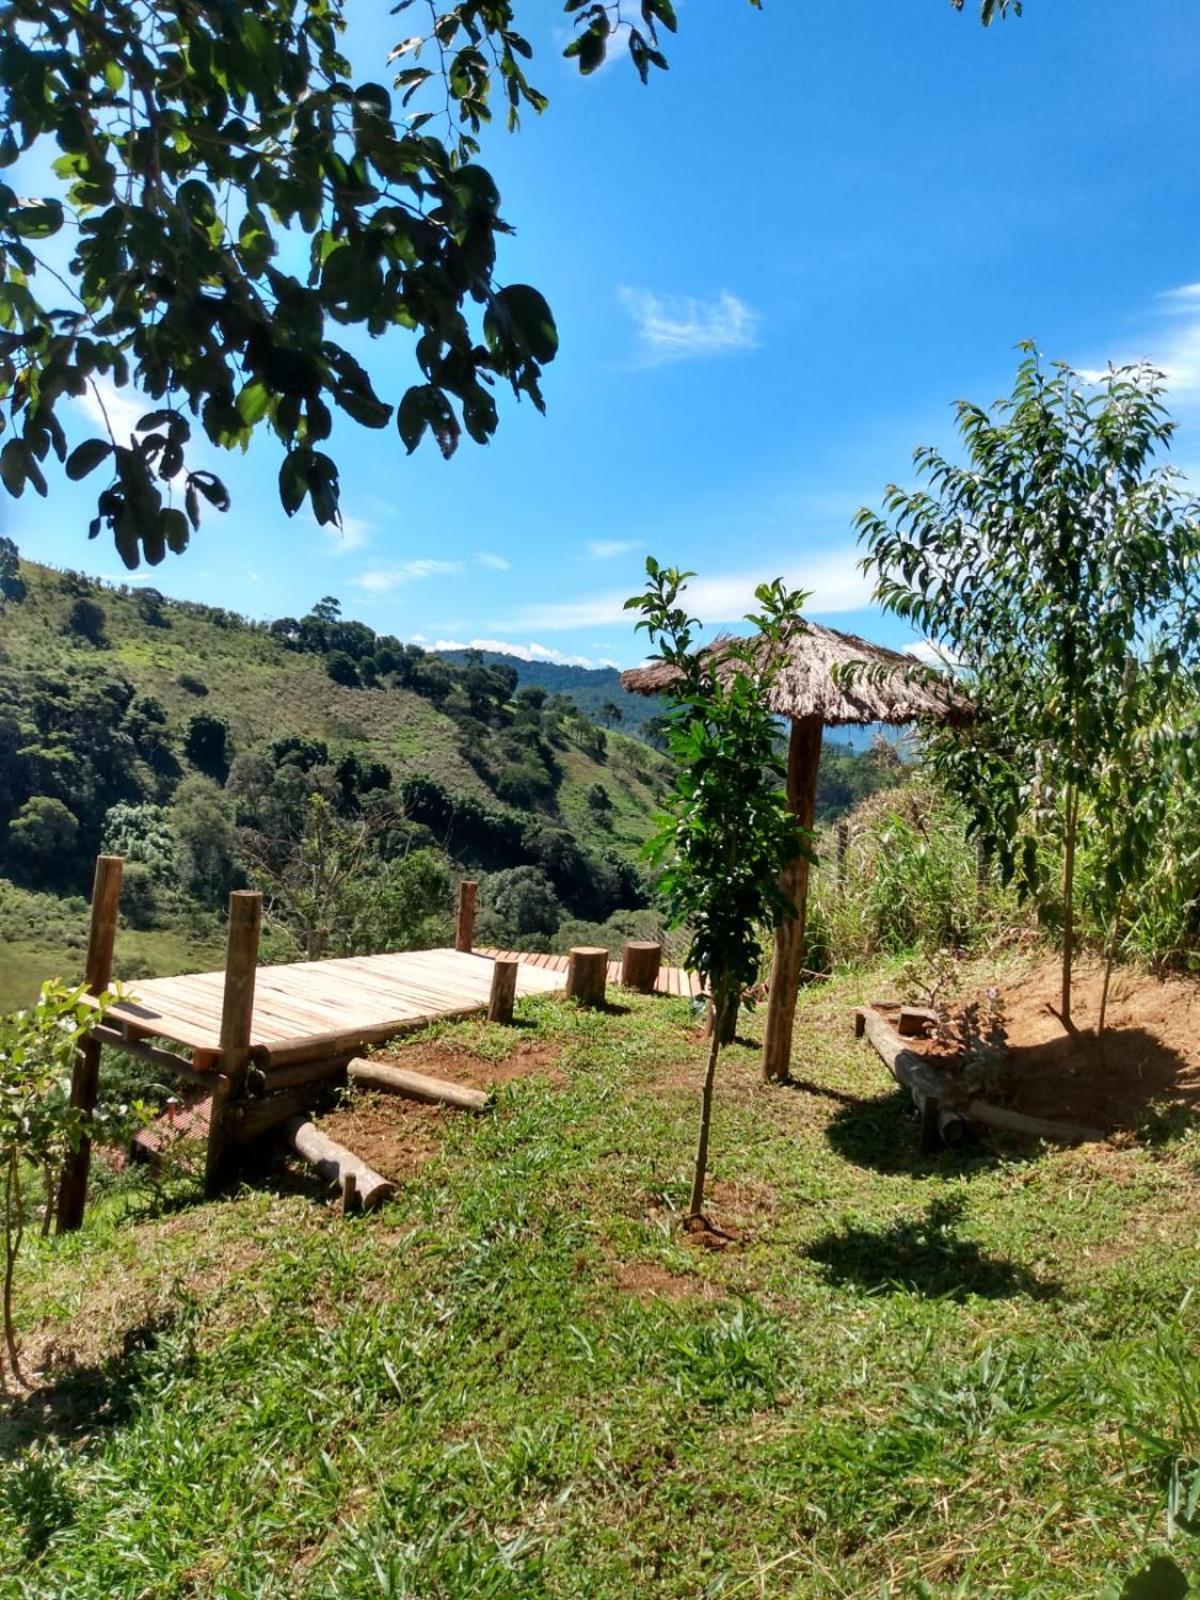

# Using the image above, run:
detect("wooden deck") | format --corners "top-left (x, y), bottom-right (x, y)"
top-left (103, 948), bottom-right (566, 1067)
top-left (478, 947), bottom-right (704, 998)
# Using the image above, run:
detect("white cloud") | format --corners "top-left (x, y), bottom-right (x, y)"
top-left (312, 512), bottom-right (372, 554)
top-left (618, 286), bottom-right (760, 365)
top-left (476, 552), bottom-right (511, 571)
top-left (424, 636), bottom-right (610, 668)
top-left (1082, 282), bottom-right (1200, 404)
top-left (75, 377), bottom-right (151, 443)
top-left (586, 539), bottom-right (637, 560)
top-left (904, 639), bottom-right (964, 671)
top-left (357, 559), bottom-right (464, 593)
top-left (501, 545), bottom-right (871, 632)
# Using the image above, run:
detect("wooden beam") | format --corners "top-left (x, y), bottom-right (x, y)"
top-left (347, 1057), bottom-right (488, 1112)
top-left (204, 891), bottom-right (262, 1196)
top-left (455, 880), bottom-right (477, 953)
top-left (286, 1117), bottom-right (394, 1211)
top-left (487, 957), bottom-right (518, 1024)
top-left (620, 941), bottom-right (662, 994)
top-left (57, 854), bottom-right (124, 1233)
top-left (565, 946), bottom-right (607, 1008)
top-left (86, 1026), bottom-right (207, 1080)
top-left (762, 715), bottom-right (823, 1082)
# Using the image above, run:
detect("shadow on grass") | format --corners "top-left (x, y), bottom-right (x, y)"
top-left (824, 1087), bottom-right (1034, 1178)
top-left (0, 1313), bottom-right (190, 1457)
top-left (806, 1195), bottom-right (1061, 1301)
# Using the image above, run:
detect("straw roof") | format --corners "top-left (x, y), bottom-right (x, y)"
top-left (620, 622), bottom-right (970, 727)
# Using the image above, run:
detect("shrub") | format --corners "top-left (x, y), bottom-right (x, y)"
top-left (64, 596), bottom-right (107, 646)
top-left (184, 712), bottom-right (232, 783)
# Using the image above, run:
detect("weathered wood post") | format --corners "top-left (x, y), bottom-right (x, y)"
top-left (565, 947), bottom-right (608, 1008)
top-left (488, 957), bottom-right (518, 1024)
top-left (455, 880), bottom-right (477, 953)
top-left (204, 890), bottom-right (262, 1197)
top-left (762, 714), bottom-right (823, 1082)
top-left (620, 940), bottom-right (662, 994)
top-left (56, 854), bottom-right (124, 1234)
top-left (836, 821), bottom-right (849, 886)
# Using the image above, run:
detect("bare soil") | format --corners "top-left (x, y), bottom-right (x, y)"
top-left (315, 1037), bottom-right (563, 1185)
top-left (897, 955), bottom-right (1200, 1130)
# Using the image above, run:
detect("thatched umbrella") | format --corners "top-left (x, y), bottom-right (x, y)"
top-left (621, 621), bottom-right (969, 1080)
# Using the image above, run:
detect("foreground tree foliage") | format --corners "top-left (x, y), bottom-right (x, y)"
top-left (1, 0), bottom-right (1014, 564)
top-left (858, 352), bottom-right (1200, 1028)
top-left (626, 561), bottom-right (808, 1217)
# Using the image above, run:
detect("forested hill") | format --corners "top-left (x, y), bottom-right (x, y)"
top-left (436, 648), bottom-right (664, 734)
top-left (0, 552), bottom-right (672, 1006)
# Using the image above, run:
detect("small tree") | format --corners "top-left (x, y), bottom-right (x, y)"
top-left (0, 983), bottom-right (138, 1384)
top-left (65, 596), bottom-right (107, 647)
top-left (625, 561), bottom-right (809, 1219)
top-left (184, 712), bottom-right (233, 783)
top-left (857, 351), bottom-right (1200, 1027)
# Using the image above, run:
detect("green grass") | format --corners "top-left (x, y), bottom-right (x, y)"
top-left (3, 973), bottom-right (1199, 1596)
top-left (0, 880), bottom-right (224, 1010)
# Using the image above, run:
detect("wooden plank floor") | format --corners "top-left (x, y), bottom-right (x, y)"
top-left (105, 949), bottom-right (566, 1061)
top-left (477, 948), bottom-right (704, 999)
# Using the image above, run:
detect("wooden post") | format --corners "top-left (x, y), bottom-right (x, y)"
top-left (620, 941), bottom-right (662, 994)
top-left (836, 820), bottom-right (849, 885)
top-left (762, 715), bottom-right (823, 1082)
top-left (455, 880), bottom-right (477, 953)
top-left (488, 957), bottom-right (518, 1024)
top-left (56, 854), bottom-right (124, 1234)
top-left (204, 890), bottom-right (262, 1197)
top-left (565, 946), bottom-right (608, 1008)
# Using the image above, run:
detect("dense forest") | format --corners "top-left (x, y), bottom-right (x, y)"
top-left (0, 542), bottom-right (895, 1007)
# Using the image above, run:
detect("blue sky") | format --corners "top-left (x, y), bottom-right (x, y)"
top-left (7, 1), bottom-right (1200, 667)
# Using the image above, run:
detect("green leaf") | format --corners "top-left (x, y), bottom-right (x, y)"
top-left (65, 439), bottom-right (113, 480)
top-left (487, 284), bottom-right (559, 364)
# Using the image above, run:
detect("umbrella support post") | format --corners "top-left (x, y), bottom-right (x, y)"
top-left (762, 715), bottom-right (822, 1082)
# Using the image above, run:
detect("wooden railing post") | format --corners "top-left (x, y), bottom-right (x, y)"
top-left (56, 854), bottom-right (123, 1234)
top-left (204, 890), bottom-right (262, 1197)
top-left (565, 947), bottom-right (607, 1008)
top-left (620, 941), bottom-right (662, 994)
top-left (488, 957), bottom-right (518, 1024)
top-left (455, 880), bottom-right (477, 953)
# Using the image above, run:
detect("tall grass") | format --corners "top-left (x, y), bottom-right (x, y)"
top-left (806, 781), bottom-right (1020, 971)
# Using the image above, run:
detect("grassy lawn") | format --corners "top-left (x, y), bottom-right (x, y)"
top-left (3, 972), bottom-right (1198, 1596)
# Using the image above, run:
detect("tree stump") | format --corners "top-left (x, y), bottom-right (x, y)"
top-left (565, 947), bottom-right (608, 1008)
top-left (620, 941), bottom-right (662, 994)
top-left (488, 957), bottom-right (518, 1024)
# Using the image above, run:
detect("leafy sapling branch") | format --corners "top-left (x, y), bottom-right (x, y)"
top-left (0, 981), bottom-right (141, 1385)
top-left (625, 560), bottom-right (810, 1219)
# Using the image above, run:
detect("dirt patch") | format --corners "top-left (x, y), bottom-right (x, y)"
top-left (889, 956), bottom-right (1200, 1131)
top-left (314, 1094), bottom-right (452, 1187)
top-left (615, 1262), bottom-right (722, 1301)
top-left (312, 1037), bottom-right (562, 1185)
top-left (373, 1036), bottom-right (564, 1090)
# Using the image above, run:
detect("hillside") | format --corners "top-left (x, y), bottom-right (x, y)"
top-left (0, 557), bottom-right (672, 1007)
top-left (437, 648), bottom-right (665, 733)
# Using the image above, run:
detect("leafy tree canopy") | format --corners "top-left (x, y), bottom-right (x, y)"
top-left (858, 351), bottom-right (1200, 1024)
top-left (1, 0), bottom-right (1013, 566)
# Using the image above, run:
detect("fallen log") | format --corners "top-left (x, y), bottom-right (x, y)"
top-left (285, 1116), bottom-right (395, 1211)
top-left (347, 1057), bottom-right (488, 1112)
top-left (856, 1007), bottom-right (968, 1152)
top-left (856, 1007), bottom-right (1106, 1147)
top-left (964, 1098), bottom-right (1104, 1144)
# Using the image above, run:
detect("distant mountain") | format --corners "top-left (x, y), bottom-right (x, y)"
top-left (436, 649), bottom-right (664, 733)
